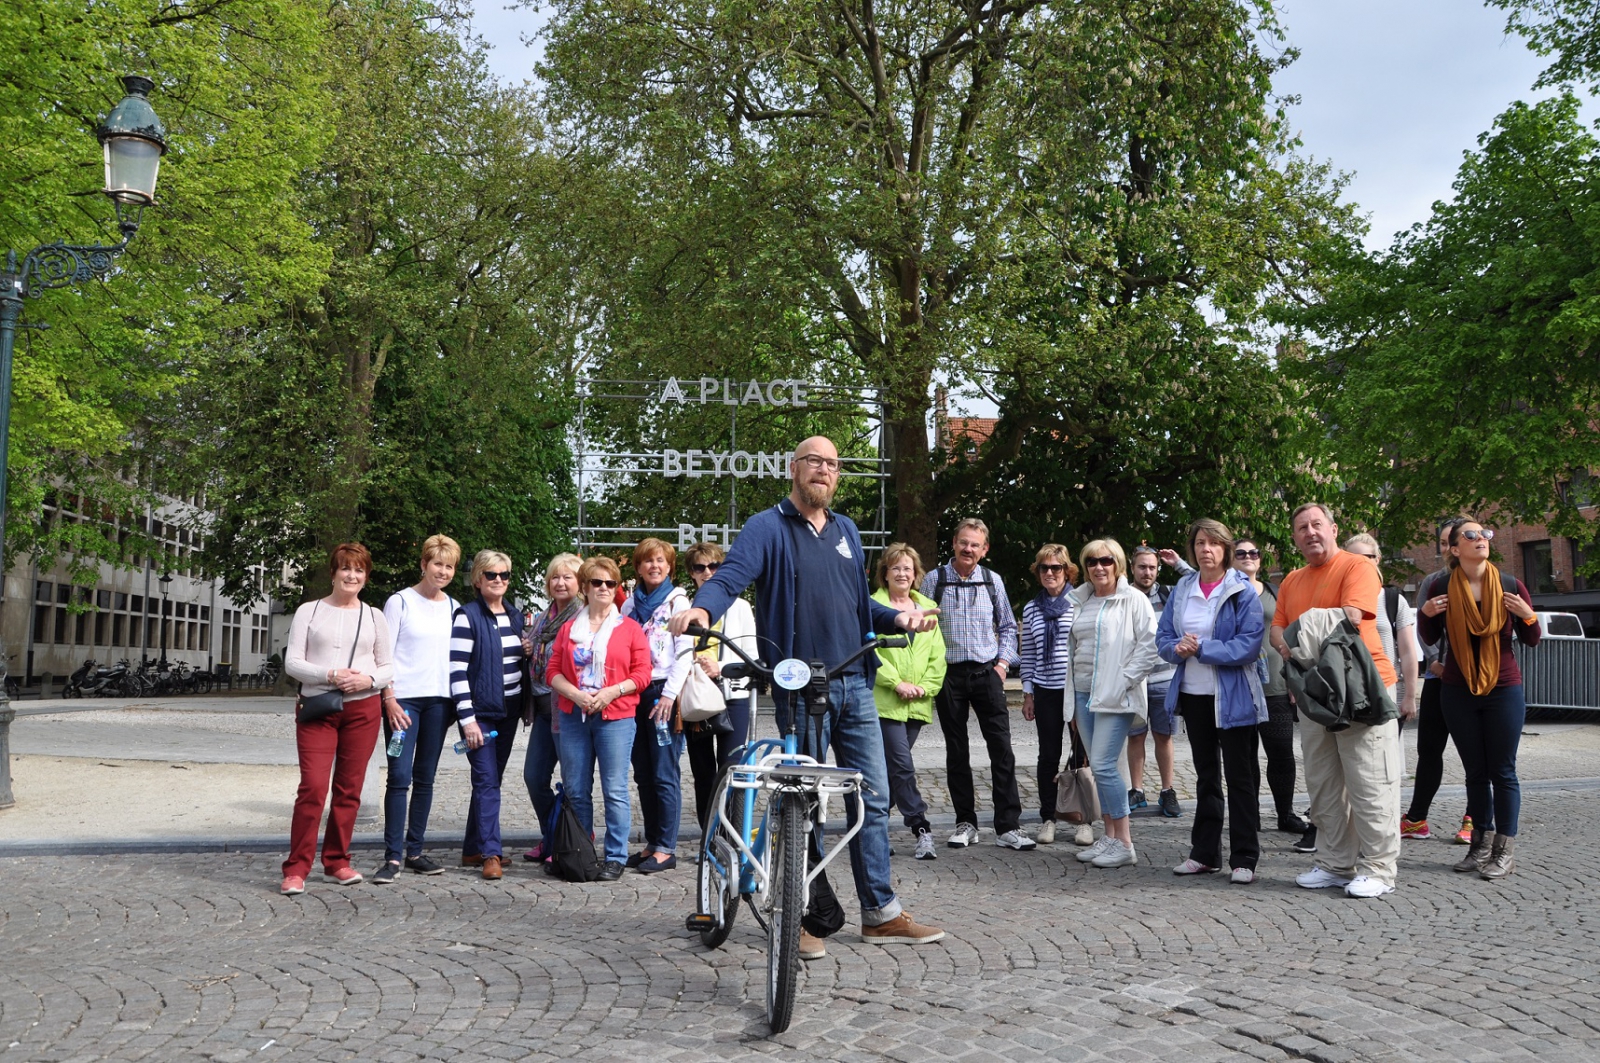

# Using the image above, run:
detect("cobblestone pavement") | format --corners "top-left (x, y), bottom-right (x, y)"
top-left (4, 783), bottom-right (1600, 1062)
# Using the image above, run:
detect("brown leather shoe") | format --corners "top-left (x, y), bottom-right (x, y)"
top-left (861, 912), bottom-right (945, 945)
top-left (481, 856), bottom-right (503, 880)
top-left (461, 853), bottom-right (485, 867)
top-left (798, 930), bottom-right (826, 961)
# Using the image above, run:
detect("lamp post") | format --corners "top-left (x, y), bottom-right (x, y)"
top-left (0, 75), bottom-right (166, 810)
top-left (158, 573), bottom-right (174, 671)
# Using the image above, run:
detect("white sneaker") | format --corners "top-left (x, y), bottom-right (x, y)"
top-left (1091, 839), bottom-right (1137, 868)
top-left (947, 822), bottom-right (980, 848)
top-left (913, 829), bottom-right (938, 861)
top-left (1230, 867), bottom-right (1256, 885)
top-left (1073, 823), bottom-right (1095, 846)
top-left (1344, 875), bottom-right (1394, 898)
top-left (1172, 858), bottom-right (1216, 875)
top-left (1036, 820), bottom-right (1056, 845)
top-left (1296, 866), bottom-right (1354, 890)
top-left (1076, 835), bottom-right (1113, 862)
top-left (995, 829), bottom-right (1037, 851)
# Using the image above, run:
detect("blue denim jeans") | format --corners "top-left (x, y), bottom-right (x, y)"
top-left (1440, 682), bottom-right (1524, 836)
top-left (522, 691), bottom-right (559, 842)
top-left (774, 674), bottom-right (902, 926)
top-left (1074, 691), bottom-right (1135, 820)
top-left (558, 708), bottom-right (637, 863)
top-left (381, 696), bottom-right (451, 863)
top-left (462, 708), bottom-right (520, 859)
top-left (631, 679), bottom-right (684, 853)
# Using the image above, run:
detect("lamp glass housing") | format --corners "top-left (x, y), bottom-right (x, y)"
top-left (103, 135), bottom-right (162, 205)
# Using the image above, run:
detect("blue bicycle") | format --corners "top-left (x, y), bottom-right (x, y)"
top-left (682, 624), bottom-right (908, 1032)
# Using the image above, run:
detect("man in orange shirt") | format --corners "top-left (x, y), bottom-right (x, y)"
top-left (1270, 503), bottom-right (1401, 899)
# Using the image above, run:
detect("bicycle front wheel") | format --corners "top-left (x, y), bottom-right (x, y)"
top-left (765, 793), bottom-right (805, 1033)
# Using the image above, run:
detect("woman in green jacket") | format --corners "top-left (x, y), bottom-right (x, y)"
top-left (873, 543), bottom-right (948, 861)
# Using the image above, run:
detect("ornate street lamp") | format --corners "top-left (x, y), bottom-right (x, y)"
top-left (158, 572), bottom-right (174, 670)
top-left (0, 76), bottom-right (167, 810)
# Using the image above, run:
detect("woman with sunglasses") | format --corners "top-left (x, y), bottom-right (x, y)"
top-left (1020, 544), bottom-right (1078, 845)
top-left (1417, 521), bottom-right (1540, 879)
top-left (1232, 539), bottom-right (1309, 837)
top-left (621, 537), bottom-right (695, 874)
top-left (548, 556), bottom-right (653, 881)
top-left (449, 549), bottom-right (528, 880)
top-left (683, 541), bottom-right (758, 833)
top-left (1157, 519), bottom-right (1268, 884)
top-left (1069, 538), bottom-right (1161, 869)
top-left (519, 552), bottom-right (584, 863)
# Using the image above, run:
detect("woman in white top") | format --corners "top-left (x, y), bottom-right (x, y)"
top-left (683, 541), bottom-right (758, 834)
top-left (281, 542), bottom-right (394, 896)
top-left (1068, 538), bottom-right (1160, 870)
top-left (372, 534), bottom-right (460, 885)
top-left (620, 537), bottom-right (694, 873)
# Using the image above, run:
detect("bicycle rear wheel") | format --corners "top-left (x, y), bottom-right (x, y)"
top-left (765, 793), bottom-right (805, 1033)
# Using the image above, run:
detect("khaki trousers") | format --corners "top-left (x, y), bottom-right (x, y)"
top-left (1299, 685), bottom-right (1402, 885)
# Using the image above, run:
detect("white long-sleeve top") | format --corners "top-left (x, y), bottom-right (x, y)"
top-left (382, 587), bottom-right (457, 700)
top-left (622, 586), bottom-right (694, 701)
top-left (285, 598), bottom-right (393, 702)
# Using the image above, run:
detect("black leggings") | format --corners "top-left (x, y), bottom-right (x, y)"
top-left (1404, 679), bottom-right (1451, 822)
top-left (1259, 694), bottom-right (1298, 819)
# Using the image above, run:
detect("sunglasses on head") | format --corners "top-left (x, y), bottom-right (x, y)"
top-left (1459, 529), bottom-right (1495, 542)
top-left (589, 578), bottom-right (619, 590)
top-left (690, 562), bottom-right (720, 574)
top-left (1037, 563), bottom-right (1066, 574)
top-left (482, 571), bottom-right (511, 582)
top-left (1234, 549), bottom-right (1260, 559)
top-left (1085, 556), bottom-right (1116, 568)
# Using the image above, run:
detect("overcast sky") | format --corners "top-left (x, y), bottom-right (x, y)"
top-left (470, 0), bottom-right (1565, 250)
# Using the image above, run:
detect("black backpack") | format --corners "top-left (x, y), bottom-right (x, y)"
top-left (546, 783), bottom-right (602, 882)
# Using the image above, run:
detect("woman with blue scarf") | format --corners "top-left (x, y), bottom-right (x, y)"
top-left (1155, 518), bottom-right (1268, 884)
top-left (621, 538), bottom-right (694, 873)
top-left (1019, 544), bottom-right (1079, 845)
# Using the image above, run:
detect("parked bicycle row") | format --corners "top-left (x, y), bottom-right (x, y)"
top-left (61, 656), bottom-right (280, 697)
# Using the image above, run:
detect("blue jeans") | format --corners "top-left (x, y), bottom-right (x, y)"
top-left (631, 680), bottom-right (684, 853)
top-left (522, 691), bottom-right (560, 842)
top-left (558, 708), bottom-right (637, 863)
top-left (1440, 683), bottom-right (1524, 836)
top-left (774, 674), bottom-right (902, 926)
top-left (1074, 691), bottom-right (1135, 820)
top-left (462, 708), bottom-right (520, 859)
top-left (381, 696), bottom-right (451, 863)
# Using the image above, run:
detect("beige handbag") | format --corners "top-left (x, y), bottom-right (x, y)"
top-left (677, 658), bottom-right (728, 722)
top-left (1054, 721), bottom-right (1101, 824)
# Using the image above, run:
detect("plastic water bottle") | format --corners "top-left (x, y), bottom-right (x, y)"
top-left (453, 729), bottom-right (498, 754)
top-left (386, 728), bottom-right (406, 758)
top-left (654, 719), bottom-right (671, 747)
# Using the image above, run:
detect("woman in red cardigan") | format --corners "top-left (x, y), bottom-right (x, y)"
top-left (548, 555), bottom-right (654, 881)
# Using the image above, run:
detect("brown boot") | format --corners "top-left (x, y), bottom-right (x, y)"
top-left (1480, 834), bottom-right (1516, 880)
top-left (1452, 830), bottom-right (1494, 873)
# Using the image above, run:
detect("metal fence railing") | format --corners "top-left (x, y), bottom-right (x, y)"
top-left (1514, 640), bottom-right (1600, 711)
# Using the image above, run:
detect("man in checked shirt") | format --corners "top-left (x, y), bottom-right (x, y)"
top-left (920, 519), bottom-right (1034, 851)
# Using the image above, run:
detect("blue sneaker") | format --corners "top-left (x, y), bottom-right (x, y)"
top-left (1158, 789), bottom-right (1182, 818)
top-left (1127, 789), bottom-right (1148, 811)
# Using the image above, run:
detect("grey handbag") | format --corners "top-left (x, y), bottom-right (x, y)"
top-left (295, 602), bottom-right (363, 724)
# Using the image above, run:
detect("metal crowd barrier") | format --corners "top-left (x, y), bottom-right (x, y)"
top-left (1514, 640), bottom-right (1600, 711)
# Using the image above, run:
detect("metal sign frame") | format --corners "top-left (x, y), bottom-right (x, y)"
top-left (571, 376), bottom-right (891, 555)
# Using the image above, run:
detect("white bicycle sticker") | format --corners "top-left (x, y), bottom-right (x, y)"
top-left (772, 659), bottom-right (813, 691)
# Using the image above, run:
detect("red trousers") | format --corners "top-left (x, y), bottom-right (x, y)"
top-left (283, 694), bottom-right (381, 878)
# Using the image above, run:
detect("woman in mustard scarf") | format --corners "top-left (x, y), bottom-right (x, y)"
top-left (1416, 521), bottom-right (1540, 880)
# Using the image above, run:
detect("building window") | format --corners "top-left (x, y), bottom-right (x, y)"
top-left (113, 615), bottom-right (125, 646)
top-left (1522, 539), bottom-right (1557, 595)
top-left (95, 613), bottom-right (108, 646)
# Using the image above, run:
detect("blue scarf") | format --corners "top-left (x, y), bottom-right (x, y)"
top-left (630, 578), bottom-right (673, 624)
top-left (1034, 587), bottom-right (1072, 663)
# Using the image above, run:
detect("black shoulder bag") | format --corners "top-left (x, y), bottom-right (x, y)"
top-left (296, 602), bottom-right (363, 724)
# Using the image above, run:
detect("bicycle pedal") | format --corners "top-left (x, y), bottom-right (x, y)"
top-left (685, 913), bottom-right (716, 931)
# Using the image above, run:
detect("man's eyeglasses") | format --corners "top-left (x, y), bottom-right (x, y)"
top-left (482, 571), bottom-right (511, 582)
top-left (1037, 563), bottom-right (1066, 574)
top-left (1234, 549), bottom-right (1260, 559)
top-left (795, 454), bottom-right (841, 472)
top-left (690, 562), bottom-right (720, 574)
top-left (589, 578), bottom-right (619, 590)
top-left (1084, 556), bottom-right (1116, 568)
top-left (1459, 529), bottom-right (1495, 542)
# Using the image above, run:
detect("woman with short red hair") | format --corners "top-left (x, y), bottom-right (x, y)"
top-left (281, 543), bottom-right (393, 895)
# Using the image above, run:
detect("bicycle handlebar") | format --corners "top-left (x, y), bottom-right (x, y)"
top-left (683, 623), bottom-right (908, 683)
